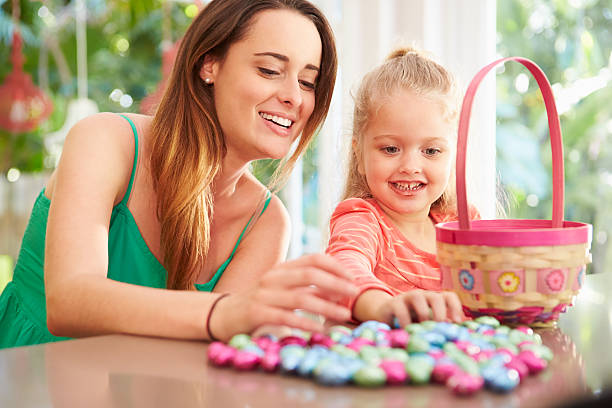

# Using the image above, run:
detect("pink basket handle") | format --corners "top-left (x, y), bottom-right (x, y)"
top-left (456, 57), bottom-right (564, 230)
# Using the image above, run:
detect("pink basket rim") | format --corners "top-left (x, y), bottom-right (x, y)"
top-left (436, 219), bottom-right (592, 246)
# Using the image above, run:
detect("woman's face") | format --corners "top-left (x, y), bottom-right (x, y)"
top-left (202, 9), bottom-right (322, 163)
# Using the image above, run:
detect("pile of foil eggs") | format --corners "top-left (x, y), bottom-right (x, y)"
top-left (207, 316), bottom-right (551, 395)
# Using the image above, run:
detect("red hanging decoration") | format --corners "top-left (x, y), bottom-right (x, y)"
top-left (0, 0), bottom-right (53, 133)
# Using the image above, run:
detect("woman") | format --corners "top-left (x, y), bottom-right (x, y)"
top-left (0, 0), bottom-right (356, 348)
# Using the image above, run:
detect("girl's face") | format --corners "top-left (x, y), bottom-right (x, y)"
top-left (202, 9), bottom-right (322, 163)
top-left (358, 89), bottom-right (454, 220)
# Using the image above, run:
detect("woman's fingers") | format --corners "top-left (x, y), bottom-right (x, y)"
top-left (263, 265), bottom-right (357, 298)
top-left (280, 254), bottom-right (355, 281)
top-left (256, 306), bottom-right (325, 333)
top-left (256, 289), bottom-right (351, 323)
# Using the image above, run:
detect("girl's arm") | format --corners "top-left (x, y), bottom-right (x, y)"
top-left (325, 200), bottom-right (394, 316)
top-left (45, 114), bottom-right (356, 340)
top-left (327, 200), bottom-right (464, 326)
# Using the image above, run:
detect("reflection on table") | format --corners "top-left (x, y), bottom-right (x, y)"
top-left (0, 272), bottom-right (610, 408)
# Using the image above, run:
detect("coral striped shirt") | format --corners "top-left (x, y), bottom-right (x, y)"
top-left (326, 198), bottom-right (477, 311)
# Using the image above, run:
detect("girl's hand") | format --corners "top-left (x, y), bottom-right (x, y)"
top-left (208, 254), bottom-right (358, 341)
top-left (377, 289), bottom-right (465, 328)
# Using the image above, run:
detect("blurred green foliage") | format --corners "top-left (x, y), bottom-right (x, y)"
top-left (497, 0), bottom-right (612, 273)
top-left (0, 0), bottom-right (193, 172)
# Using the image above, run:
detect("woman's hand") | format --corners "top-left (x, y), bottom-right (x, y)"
top-left (377, 289), bottom-right (465, 328)
top-left (208, 254), bottom-right (358, 341)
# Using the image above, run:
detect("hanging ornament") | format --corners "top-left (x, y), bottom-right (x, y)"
top-left (0, 0), bottom-right (53, 133)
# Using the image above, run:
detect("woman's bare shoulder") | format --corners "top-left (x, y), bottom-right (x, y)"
top-left (45, 113), bottom-right (153, 202)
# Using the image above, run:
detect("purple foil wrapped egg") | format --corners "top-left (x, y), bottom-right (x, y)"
top-left (387, 329), bottom-right (410, 349)
top-left (518, 350), bottom-right (547, 374)
top-left (447, 372), bottom-right (484, 396)
top-left (260, 351), bottom-right (280, 372)
top-left (279, 335), bottom-right (308, 347)
top-left (233, 350), bottom-right (261, 371)
top-left (208, 342), bottom-right (237, 366)
top-left (379, 360), bottom-right (407, 385)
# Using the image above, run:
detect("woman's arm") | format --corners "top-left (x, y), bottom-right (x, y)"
top-left (44, 113), bottom-right (219, 339)
top-left (44, 115), bottom-right (356, 340)
top-left (212, 194), bottom-right (290, 294)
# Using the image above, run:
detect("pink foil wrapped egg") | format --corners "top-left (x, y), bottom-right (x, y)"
top-left (207, 342), bottom-right (237, 366)
top-left (260, 351), bottom-right (281, 372)
top-left (387, 329), bottom-right (410, 349)
top-left (447, 372), bottom-right (484, 396)
top-left (233, 350), bottom-right (261, 371)
top-left (518, 350), bottom-right (547, 374)
top-left (379, 360), bottom-right (407, 385)
top-left (432, 361), bottom-right (460, 384)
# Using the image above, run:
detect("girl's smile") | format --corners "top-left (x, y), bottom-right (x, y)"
top-left (358, 89), bottom-right (454, 223)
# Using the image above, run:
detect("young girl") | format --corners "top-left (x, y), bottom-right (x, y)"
top-left (326, 47), bottom-right (478, 328)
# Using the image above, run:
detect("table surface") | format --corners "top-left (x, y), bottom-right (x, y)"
top-left (1, 272), bottom-right (611, 408)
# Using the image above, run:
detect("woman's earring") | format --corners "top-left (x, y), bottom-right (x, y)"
top-left (204, 77), bottom-right (213, 85)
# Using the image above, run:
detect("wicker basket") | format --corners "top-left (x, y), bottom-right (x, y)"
top-left (435, 57), bottom-right (592, 327)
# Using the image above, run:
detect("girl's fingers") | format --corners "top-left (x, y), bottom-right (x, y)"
top-left (426, 292), bottom-right (448, 322)
top-left (405, 292), bottom-right (430, 322)
top-left (391, 299), bottom-right (412, 327)
top-left (444, 292), bottom-right (465, 322)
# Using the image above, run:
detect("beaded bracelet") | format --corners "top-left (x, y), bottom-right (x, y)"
top-left (206, 293), bottom-right (230, 342)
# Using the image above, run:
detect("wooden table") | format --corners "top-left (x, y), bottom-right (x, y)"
top-left (1, 272), bottom-right (611, 408)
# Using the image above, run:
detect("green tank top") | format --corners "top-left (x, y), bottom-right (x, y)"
top-left (0, 115), bottom-right (272, 348)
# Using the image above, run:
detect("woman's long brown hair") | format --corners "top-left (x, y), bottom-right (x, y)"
top-left (149, 0), bottom-right (337, 290)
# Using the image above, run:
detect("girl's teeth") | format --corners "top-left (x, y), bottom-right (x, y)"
top-left (260, 112), bottom-right (293, 128)
top-left (393, 182), bottom-right (423, 191)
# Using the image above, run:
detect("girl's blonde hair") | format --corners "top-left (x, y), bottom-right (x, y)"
top-left (149, 0), bottom-right (337, 290)
top-left (343, 46), bottom-right (459, 215)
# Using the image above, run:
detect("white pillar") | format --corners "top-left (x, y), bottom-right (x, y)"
top-left (422, 0), bottom-right (498, 219)
top-left (284, 158), bottom-right (304, 260)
